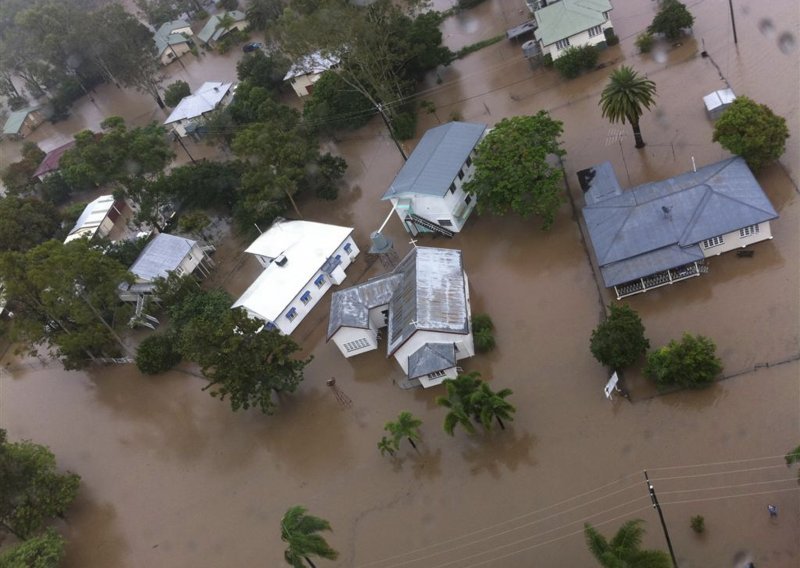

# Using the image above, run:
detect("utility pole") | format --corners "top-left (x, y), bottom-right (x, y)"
top-left (644, 470), bottom-right (678, 568)
top-left (376, 103), bottom-right (408, 162)
top-left (174, 133), bottom-right (196, 164)
top-left (727, 0), bottom-right (738, 44)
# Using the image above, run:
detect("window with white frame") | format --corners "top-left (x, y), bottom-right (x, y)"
top-left (438, 219), bottom-right (453, 227)
top-left (285, 307), bottom-right (298, 321)
top-left (556, 38), bottom-right (571, 50)
top-left (428, 370), bottom-right (448, 379)
top-left (344, 242), bottom-right (353, 253)
top-left (344, 338), bottom-right (370, 352)
top-left (739, 224), bottom-right (760, 238)
top-left (457, 168), bottom-right (465, 181)
top-left (702, 235), bottom-right (725, 249)
top-left (300, 291), bottom-right (312, 305)
top-left (588, 25), bottom-right (603, 37)
top-left (314, 274), bottom-right (326, 288)
top-left (449, 182), bottom-right (456, 194)
top-left (465, 155), bottom-right (472, 168)
top-left (175, 266), bottom-right (184, 276)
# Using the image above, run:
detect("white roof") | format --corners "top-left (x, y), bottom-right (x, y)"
top-left (130, 233), bottom-right (196, 282)
top-left (703, 89), bottom-right (736, 111)
top-left (163, 82), bottom-right (233, 125)
top-left (233, 220), bottom-right (353, 321)
top-left (64, 195), bottom-right (117, 243)
top-left (283, 52), bottom-right (340, 81)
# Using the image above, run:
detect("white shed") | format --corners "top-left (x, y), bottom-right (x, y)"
top-left (703, 88), bottom-right (736, 120)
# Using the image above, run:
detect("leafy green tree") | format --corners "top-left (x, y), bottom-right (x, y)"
top-left (178, 211), bottom-right (211, 235)
top-left (169, 287), bottom-right (231, 332)
top-left (0, 239), bottom-right (133, 369)
top-left (469, 383), bottom-right (515, 431)
top-left (784, 444), bottom-right (800, 479)
top-left (38, 173), bottom-right (74, 206)
top-left (1, 142), bottom-right (45, 195)
top-left (553, 45), bottom-right (598, 79)
top-left (600, 65), bottom-right (657, 149)
top-left (246, 0), bottom-right (285, 30)
top-left (281, 506), bottom-right (338, 568)
top-left (585, 519), bottom-right (671, 568)
top-left (471, 313), bottom-right (495, 353)
top-left (164, 80), bottom-right (190, 107)
top-left (384, 411), bottom-right (422, 453)
top-left (302, 71), bottom-right (374, 134)
top-left (464, 112), bottom-right (566, 228)
top-left (0, 430), bottom-right (81, 541)
top-left (154, 160), bottom-right (243, 211)
top-left (0, 528), bottom-right (65, 567)
top-left (436, 372), bottom-right (483, 436)
top-left (219, 0), bottom-right (239, 11)
top-left (589, 304), bottom-right (650, 370)
top-left (100, 236), bottom-right (149, 267)
top-left (303, 153), bottom-right (347, 200)
top-left (135, 333), bottom-right (182, 374)
top-left (0, 197), bottom-right (61, 253)
top-left (712, 96), bottom-right (789, 171)
top-left (182, 308), bottom-right (312, 414)
top-left (237, 50), bottom-right (291, 93)
top-left (644, 333), bottom-right (723, 389)
top-left (635, 32), bottom-right (655, 53)
top-left (377, 436), bottom-right (397, 457)
top-left (648, 0), bottom-right (695, 40)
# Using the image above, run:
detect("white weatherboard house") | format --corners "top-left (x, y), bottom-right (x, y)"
top-left (530, 0), bottom-right (613, 61)
top-left (233, 220), bottom-right (359, 335)
top-left (582, 157), bottom-right (778, 300)
top-left (163, 81), bottom-right (234, 137)
top-left (154, 19), bottom-right (194, 66)
top-left (382, 122), bottom-right (487, 237)
top-left (284, 52), bottom-right (340, 98)
top-left (64, 195), bottom-right (128, 243)
top-left (327, 247), bottom-right (474, 389)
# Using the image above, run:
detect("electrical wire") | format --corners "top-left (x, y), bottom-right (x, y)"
top-left (660, 485), bottom-right (800, 507)
top-left (658, 477), bottom-right (800, 496)
top-left (647, 452), bottom-right (790, 471)
top-left (651, 463), bottom-right (786, 482)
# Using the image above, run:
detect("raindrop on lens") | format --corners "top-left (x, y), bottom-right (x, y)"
top-left (652, 47), bottom-right (667, 63)
top-left (777, 32), bottom-right (796, 54)
top-left (758, 18), bottom-right (776, 39)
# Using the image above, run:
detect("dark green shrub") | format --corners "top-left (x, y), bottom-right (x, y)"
top-left (391, 106), bottom-right (418, 141)
top-left (553, 45), bottom-right (599, 79)
top-left (136, 333), bottom-right (182, 375)
top-left (472, 314), bottom-right (496, 353)
top-left (457, 0), bottom-right (489, 8)
top-left (164, 80), bottom-right (191, 108)
top-left (590, 304), bottom-right (649, 370)
top-left (649, 0), bottom-right (695, 40)
top-left (644, 333), bottom-right (722, 389)
top-left (635, 32), bottom-right (655, 53)
top-left (604, 28), bottom-right (620, 46)
top-left (690, 515), bottom-right (705, 534)
top-left (542, 53), bottom-right (554, 67)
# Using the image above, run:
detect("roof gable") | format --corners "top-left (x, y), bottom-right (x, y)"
top-left (164, 82), bottom-right (232, 124)
top-left (3, 106), bottom-right (42, 135)
top-left (381, 122), bottom-right (487, 200)
top-left (284, 52), bottom-right (340, 81)
top-left (408, 342), bottom-right (457, 379)
top-left (197, 11), bottom-right (246, 43)
top-left (130, 233), bottom-right (196, 282)
top-left (534, 0), bottom-right (611, 45)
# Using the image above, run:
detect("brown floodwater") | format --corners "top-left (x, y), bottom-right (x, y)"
top-left (1, 0), bottom-right (799, 566)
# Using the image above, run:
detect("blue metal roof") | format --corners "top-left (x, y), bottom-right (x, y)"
top-left (381, 122), bottom-right (487, 200)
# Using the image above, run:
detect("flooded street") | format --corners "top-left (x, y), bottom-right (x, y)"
top-left (1, 0), bottom-right (799, 566)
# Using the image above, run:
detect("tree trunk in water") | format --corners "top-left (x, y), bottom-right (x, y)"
top-left (285, 189), bottom-right (303, 219)
top-left (154, 92), bottom-right (166, 110)
top-left (304, 557), bottom-right (317, 568)
top-left (408, 438), bottom-right (419, 453)
top-left (497, 416), bottom-right (505, 430)
top-left (631, 120), bottom-right (646, 149)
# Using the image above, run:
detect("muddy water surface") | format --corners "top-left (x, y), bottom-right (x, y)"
top-left (1, 0), bottom-right (799, 566)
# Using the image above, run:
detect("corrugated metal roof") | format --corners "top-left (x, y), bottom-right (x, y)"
top-left (283, 52), bottom-right (340, 81)
top-left (196, 10), bottom-right (246, 43)
top-left (64, 195), bottom-right (117, 243)
top-left (407, 342), bottom-right (456, 379)
top-left (582, 157), bottom-right (779, 286)
top-left (381, 122), bottom-right (487, 200)
top-left (703, 89), bottom-right (736, 111)
top-left (154, 19), bottom-right (192, 55)
top-left (3, 106), bottom-right (42, 135)
top-left (534, 0), bottom-right (611, 46)
top-left (33, 139), bottom-right (77, 178)
top-left (129, 233), bottom-right (196, 282)
top-left (164, 81), bottom-right (233, 124)
top-left (327, 247), bottom-right (470, 354)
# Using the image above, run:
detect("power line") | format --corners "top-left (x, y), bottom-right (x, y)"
top-left (651, 463), bottom-right (786, 482)
top-left (659, 477), bottom-right (799, 496)
top-left (646, 452), bottom-right (790, 471)
top-left (660, 485), bottom-right (800, 507)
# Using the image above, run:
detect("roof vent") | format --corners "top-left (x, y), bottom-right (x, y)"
top-left (661, 205), bottom-right (672, 219)
top-left (275, 254), bottom-right (288, 266)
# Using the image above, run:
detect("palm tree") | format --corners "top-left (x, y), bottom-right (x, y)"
top-left (584, 519), bottom-right (671, 568)
top-left (469, 383), bottom-right (516, 431)
top-left (436, 374), bottom-right (482, 436)
top-left (599, 66), bottom-right (657, 149)
top-left (377, 436), bottom-right (397, 457)
top-left (281, 506), bottom-right (339, 568)
top-left (385, 411), bottom-right (422, 452)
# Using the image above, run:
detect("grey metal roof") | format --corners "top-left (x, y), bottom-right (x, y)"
top-left (327, 248), bottom-right (470, 352)
top-left (407, 343), bottom-right (456, 380)
top-left (129, 233), bottom-right (196, 282)
top-left (381, 122), bottom-right (487, 200)
top-left (197, 10), bottom-right (246, 44)
top-left (582, 157), bottom-right (779, 287)
top-left (154, 19), bottom-right (192, 55)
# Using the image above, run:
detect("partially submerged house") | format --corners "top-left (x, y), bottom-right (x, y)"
top-left (154, 19), bottom-right (194, 65)
top-left (581, 157), bottom-right (778, 300)
top-left (703, 88), bottom-right (736, 120)
top-left (327, 247), bottom-right (474, 389)
top-left (64, 195), bottom-right (129, 244)
top-left (283, 52), bottom-right (340, 98)
top-left (196, 10), bottom-right (248, 47)
top-left (2, 106), bottom-right (45, 140)
top-left (163, 81), bottom-right (234, 137)
top-left (529, 0), bottom-right (613, 61)
top-left (33, 139), bottom-right (77, 182)
top-left (233, 219), bottom-right (359, 335)
top-left (382, 122), bottom-right (487, 237)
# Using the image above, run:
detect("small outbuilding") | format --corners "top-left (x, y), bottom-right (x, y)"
top-left (2, 106), bottom-right (45, 140)
top-left (64, 195), bottom-right (128, 244)
top-left (196, 10), bottom-right (248, 47)
top-left (703, 88), bottom-right (736, 120)
top-left (283, 52), bottom-right (340, 98)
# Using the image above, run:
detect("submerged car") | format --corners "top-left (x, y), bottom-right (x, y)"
top-left (242, 42), bottom-right (263, 53)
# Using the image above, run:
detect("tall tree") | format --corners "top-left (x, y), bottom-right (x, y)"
top-left (644, 333), bottom-right (723, 389)
top-left (0, 239), bottom-right (133, 369)
top-left (246, 0), bottom-right (285, 30)
top-left (600, 66), bottom-right (657, 149)
top-left (384, 411), bottom-right (422, 452)
top-left (469, 382), bottom-right (516, 431)
top-left (164, 80), bottom-right (191, 108)
top-left (464, 113), bottom-right (566, 228)
top-left (1, 142), bottom-right (46, 195)
top-left (584, 519), bottom-right (671, 568)
top-left (436, 373), bottom-right (482, 436)
top-left (648, 0), bottom-right (695, 40)
top-left (0, 528), bottom-right (65, 567)
top-left (589, 303), bottom-right (650, 370)
top-left (281, 506), bottom-right (339, 568)
top-left (0, 197), bottom-right (61, 252)
top-left (712, 96), bottom-right (789, 171)
top-left (0, 429), bottom-right (81, 540)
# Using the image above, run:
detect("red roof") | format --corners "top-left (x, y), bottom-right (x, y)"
top-left (33, 139), bottom-right (78, 178)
